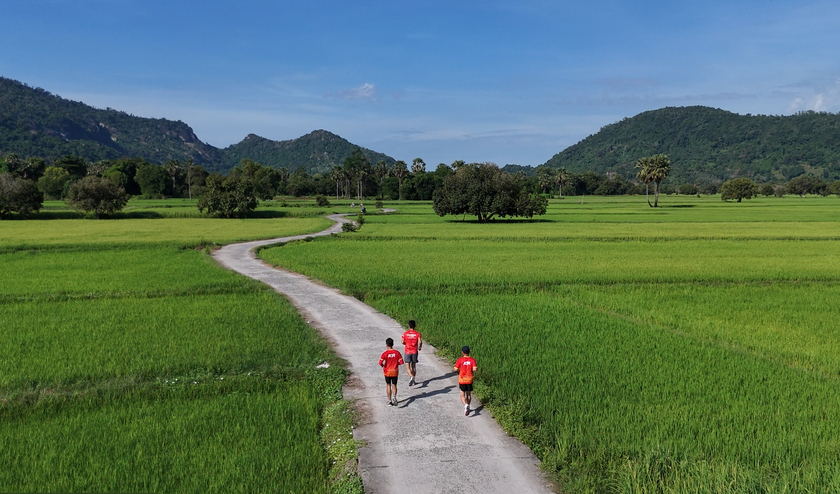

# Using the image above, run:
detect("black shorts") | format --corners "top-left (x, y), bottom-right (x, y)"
top-left (385, 376), bottom-right (398, 385)
top-left (459, 383), bottom-right (473, 392)
top-left (404, 353), bottom-right (419, 364)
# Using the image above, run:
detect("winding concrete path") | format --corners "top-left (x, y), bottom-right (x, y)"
top-left (212, 214), bottom-right (555, 494)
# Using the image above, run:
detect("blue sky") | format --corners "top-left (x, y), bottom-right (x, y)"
top-left (2, 1), bottom-right (839, 167)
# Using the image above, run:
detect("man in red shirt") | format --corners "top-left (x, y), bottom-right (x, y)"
top-left (454, 345), bottom-right (478, 416)
top-left (401, 320), bottom-right (423, 386)
top-left (379, 338), bottom-right (404, 406)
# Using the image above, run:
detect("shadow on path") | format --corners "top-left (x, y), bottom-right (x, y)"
top-left (399, 384), bottom-right (456, 408)
top-left (415, 371), bottom-right (458, 389)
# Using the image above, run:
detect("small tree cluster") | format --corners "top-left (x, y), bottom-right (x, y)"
top-left (65, 176), bottom-right (129, 218)
top-left (197, 174), bottom-right (258, 218)
top-left (432, 163), bottom-right (547, 222)
top-left (0, 173), bottom-right (44, 218)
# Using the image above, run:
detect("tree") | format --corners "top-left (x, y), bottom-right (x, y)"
top-left (392, 160), bottom-right (408, 200)
top-left (374, 160), bottom-right (389, 199)
top-left (678, 183), bottom-right (698, 195)
top-left (635, 154), bottom-right (671, 207)
top-left (649, 154), bottom-right (671, 207)
top-left (787, 175), bottom-right (821, 197)
top-left (135, 163), bottom-right (168, 198)
top-left (163, 159), bottom-right (182, 195)
top-left (535, 166), bottom-right (554, 194)
top-left (37, 166), bottom-right (72, 199)
top-left (720, 177), bottom-right (758, 202)
top-left (432, 162), bottom-right (547, 222)
top-left (197, 174), bottom-right (258, 218)
top-left (54, 155), bottom-right (88, 180)
top-left (342, 148), bottom-right (370, 199)
top-left (0, 173), bottom-right (43, 218)
top-left (635, 157), bottom-right (654, 207)
top-left (66, 176), bottom-right (128, 218)
top-left (555, 168), bottom-right (567, 198)
top-left (411, 157), bottom-right (426, 174)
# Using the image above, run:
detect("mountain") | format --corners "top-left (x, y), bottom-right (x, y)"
top-left (217, 130), bottom-right (395, 175)
top-left (0, 76), bottom-right (395, 173)
top-left (544, 106), bottom-right (840, 183)
top-left (0, 76), bottom-right (221, 165)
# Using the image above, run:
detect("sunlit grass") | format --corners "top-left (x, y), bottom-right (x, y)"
top-left (260, 196), bottom-right (840, 493)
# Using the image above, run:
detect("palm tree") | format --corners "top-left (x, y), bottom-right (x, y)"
top-left (392, 160), bottom-right (408, 200)
top-left (374, 160), bottom-right (389, 199)
top-left (555, 167), bottom-right (567, 199)
top-left (411, 158), bottom-right (426, 174)
top-left (649, 154), bottom-right (671, 207)
top-left (635, 156), bottom-right (654, 207)
top-left (163, 159), bottom-right (182, 195)
top-left (536, 166), bottom-right (554, 194)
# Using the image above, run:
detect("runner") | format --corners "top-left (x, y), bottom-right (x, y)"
top-left (379, 337), bottom-right (404, 406)
top-left (454, 346), bottom-right (478, 416)
top-left (402, 320), bottom-right (422, 386)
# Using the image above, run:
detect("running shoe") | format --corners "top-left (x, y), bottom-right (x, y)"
top-left (464, 405), bottom-right (470, 416)
top-left (409, 377), bottom-right (415, 386)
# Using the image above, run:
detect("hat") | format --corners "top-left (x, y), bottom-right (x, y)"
top-left (461, 346), bottom-right (470, 354)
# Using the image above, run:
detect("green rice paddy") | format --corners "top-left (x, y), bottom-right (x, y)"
top-left (260, 195), bottom-right (840, 493)
top-left (0, 199), bottom-right (360, 493)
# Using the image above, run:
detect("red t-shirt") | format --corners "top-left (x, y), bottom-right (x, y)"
top-left (402, 329), bottom-right (421, 354)
top-left (454, 356), bottom-right (477, 384)
top-left (379, 349), bottom-right (404, 377)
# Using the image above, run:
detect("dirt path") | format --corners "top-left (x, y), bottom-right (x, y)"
top-left (212, 214), bottom-right (555, 494)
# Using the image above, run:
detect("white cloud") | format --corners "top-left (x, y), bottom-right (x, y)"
top-left (333, 83), bottom-right (377, 102)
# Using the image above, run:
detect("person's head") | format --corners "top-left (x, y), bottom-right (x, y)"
top-left (461, 345), bottom-right (470, 356)
top-left (386, 337), bottom-right (394, 348)
top-left (409, 320), bottom-right (416, 329)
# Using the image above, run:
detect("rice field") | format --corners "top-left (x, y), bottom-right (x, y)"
top-left (0, 199), bottom-right (361, 493)
top-left (260, 195), bottom-right (840, 493)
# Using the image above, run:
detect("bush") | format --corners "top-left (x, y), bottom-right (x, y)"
top-left (65, 176), bottom-right (128, 218)
top-left (315, 195), bottom-right (331, 207)
top-left (341, 222), bottom-right (357, 232)
top-left (0, 173), bottom-right (44, 218)
top-left (374, 200), bottom-right (384, 209)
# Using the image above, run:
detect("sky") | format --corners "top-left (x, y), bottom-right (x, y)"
top-left (2, 0), bottom-right (839, 167)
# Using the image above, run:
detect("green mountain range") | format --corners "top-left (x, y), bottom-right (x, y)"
top-left (216, 131), bottom-right (395, 174)
top-left (5, 76), bottom-right (840, 183)
top-left (0, 77), bottom-right (394, 174)
top-left (543, 106), bottom-right (840, 183)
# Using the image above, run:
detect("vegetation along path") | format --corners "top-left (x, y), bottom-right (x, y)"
top-left (213, 213), bottom-right (554, 494)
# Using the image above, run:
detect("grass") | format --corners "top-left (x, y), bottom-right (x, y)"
top-left (0, 198), bottom-right (362, 493)
top-left (259, 195), bottom-right (840, 493)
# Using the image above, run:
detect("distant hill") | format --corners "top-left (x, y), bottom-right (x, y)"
top-left (544, 106), bottom-right (840, 183)
top-left (217, 130), bottom-right (395, 175)
top-left (0, 76), bottom-right (221, 165)
top-left (0, 76), bottom-right (395, 173)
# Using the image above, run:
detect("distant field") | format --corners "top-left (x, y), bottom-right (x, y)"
top-left (261, 195), bottom-right (840, 493)
top-left (0, 199), bottom-right (360, 493)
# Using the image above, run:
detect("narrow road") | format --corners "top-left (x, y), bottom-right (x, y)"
top-left (212, 214), bottom-right (555, 494)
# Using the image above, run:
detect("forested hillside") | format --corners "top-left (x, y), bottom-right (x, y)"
top-left (0, 77), bottom-right (221, 165)
top-left (0, 77), bottom-right (394, 172)
top-left (544, 106), bottom-right (840, 184)
top-left (217, 131), bottom-right (395, 174)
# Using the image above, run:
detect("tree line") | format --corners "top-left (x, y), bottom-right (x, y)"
top-left (3, 149), bottom-right (839, 219)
